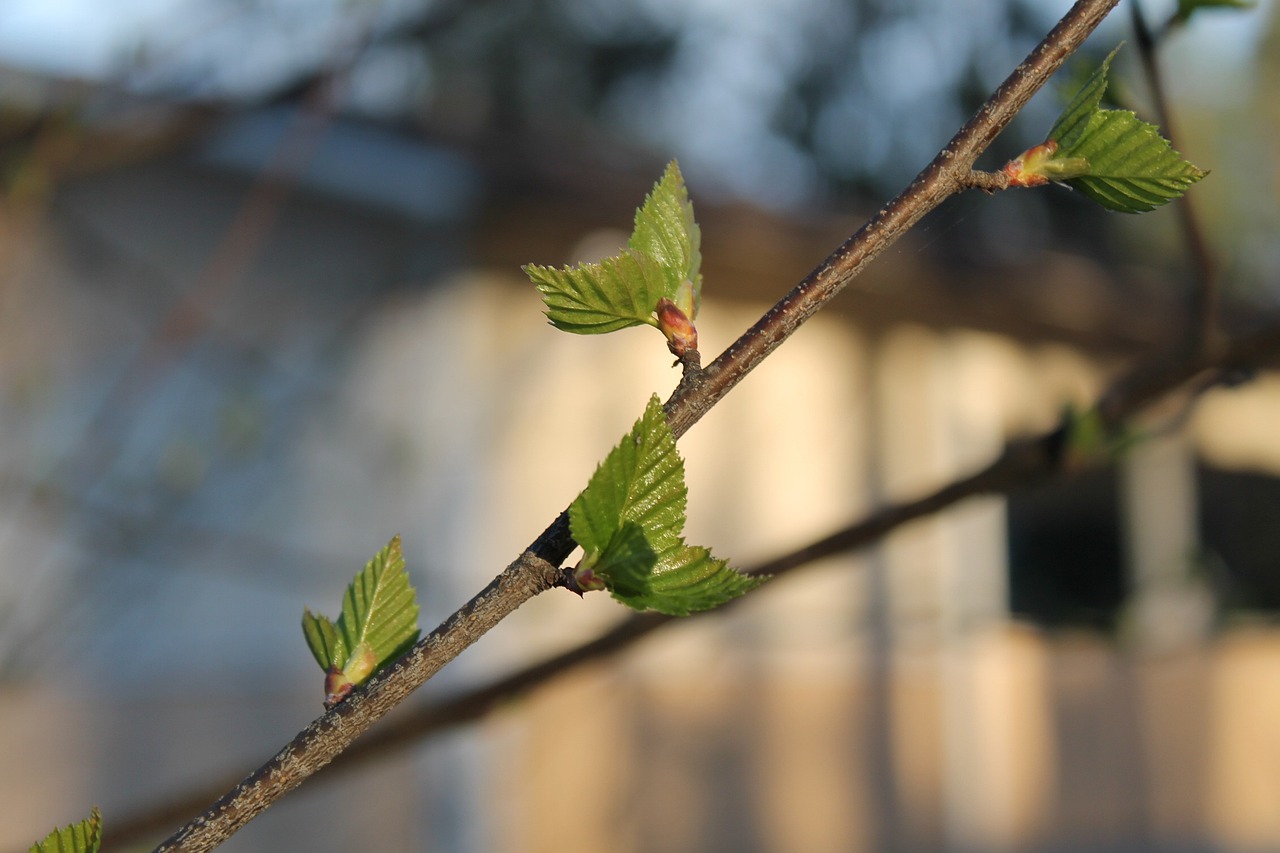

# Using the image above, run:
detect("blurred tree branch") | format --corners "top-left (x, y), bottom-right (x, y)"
top-left (109, 301), bottom-right (1280, 850)
top-left (1129, 0), bottom-right (1220, 352)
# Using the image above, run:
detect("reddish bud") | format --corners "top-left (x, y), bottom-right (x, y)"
top-left (1002, 140), bottom-right (1058, 188)
top-left (324, 666), bottom-right (355, 708)
top-left (571, 564), bottom-right (608, 593)
top-left (323, 644), bottom-right (378, 708)
top-left (655, 297), bottom-right (698, 358)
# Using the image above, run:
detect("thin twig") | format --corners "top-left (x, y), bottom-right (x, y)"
top-left (1129, 0), bottom-right (1220, 352)
top-left (148, 3), bottom-right (1121, 850)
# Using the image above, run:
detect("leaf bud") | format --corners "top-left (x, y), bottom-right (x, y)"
top-left (655, 297), bottom-right (698, 358)
top-left (1002, 140), bottom-right (1058, 187)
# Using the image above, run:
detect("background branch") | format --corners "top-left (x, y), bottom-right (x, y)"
top-left (109, 304), bottom-right (1280, 852)
top-left (1129, 0), bottom-right (1220, 350)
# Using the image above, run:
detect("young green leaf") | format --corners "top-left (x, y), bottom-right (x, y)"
top-left (1047, 46), bottom-right (1121, 152)
top-left (608, 542), bottom-right (763, 617)
top-left (301, 608), bottom-right (345, 671)
top-left (30, 807), bottom-right (102, 853)
top-left (629, 160), bottom-right (703, 317)
top-left (1047, 47), bottom-right (1206, 213)
top-left (301, 536), bottom-right (421, 706)
top-left (524, 161), bottom-right (704, 351)
top-left (1004, 47), bottom-right (1207, 213)
top-left (569, 395), bottom-right (766, 615)
top-left (525, 249), bottom-right (670, 334)
top-left (570, 396), bottom-right (686, 557)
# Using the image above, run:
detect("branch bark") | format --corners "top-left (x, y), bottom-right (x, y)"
top-left (148, 2), bottom-right (1121, 849)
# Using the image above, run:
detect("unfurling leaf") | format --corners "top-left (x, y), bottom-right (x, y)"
top-left (629, 161), bottom-right (703, 317)
top-left (569, 395), bottom-right (766, 615)
top-left (525, 161), bottom-right (703, 352)
top-left (1005, 47), bottom-right (1207, 213)
top-left (302, 536), bottom-right (421, 707)
top-left (301, 609), bottom-right (344, 671)
top-left (30, 807), bottom-right (102, 853)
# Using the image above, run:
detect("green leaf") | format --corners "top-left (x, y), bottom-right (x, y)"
top-left (301, 609), bottom-right (345, 670)
top-left (628, 160), bottom-right (702, 317)
top-left (609, 542), bottom-right (763, 617)
top-left (569, 396), bottom-right (766, 615)
top-left (525, 249), bottom-right (670, 334)
top-left (583, 521), bottom-right (658, 597)
top-left (570, 395), bottom-right (686, 556)
top-left (525, 160), bottom-right (704, 339)
top-left (31, 807), bottom-right (102, 853)
top-left (1048, 47), bottom-right (1119, 151)
top-left (336, 536), bottom-right (421, 673)
top-left (302, 536), bottom-right (420, 703)
top-left (1175, 0), bottom-right (1255, 23)
top-left (1047, 46), bottom-right (1207, 213)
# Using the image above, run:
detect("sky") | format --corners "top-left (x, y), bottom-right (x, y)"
top-left (0, 0), bottom-right (1269, 213)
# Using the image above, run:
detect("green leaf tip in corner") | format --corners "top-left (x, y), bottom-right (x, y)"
top-left (30, 806), bottom-right (102, 853)
top-left (568, 395), bottom-right (766, 616)
top-left (1004, 46), bottom-right (1207, 213)
top-left (1175, 0), bottom-right (1255, 24)
top-left (524, 161), bottom-right (703, 352)
top-left (302, 535), bottom-right (421, 707)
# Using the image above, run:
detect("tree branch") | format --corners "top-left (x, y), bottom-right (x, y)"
top-left (148, 2), bottom-right (1121, 849)
top-left (663, 0), bottom-right (1119, 438)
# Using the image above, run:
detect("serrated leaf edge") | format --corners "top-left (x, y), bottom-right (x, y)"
top-left (525, 160), bottom-right (704, 338)
top-left (336, 536), bottom-right (420, 671)
top-left (30, 806), bottom-right (102, 853)
top-left (1045, 45), bottom-right (1206, 213)
top-left (525, 249), bottom-right (669, 334)
top-left (628, 160), bottom-right (703, 315)
top-left (302, 536), bottom-right (421, 692)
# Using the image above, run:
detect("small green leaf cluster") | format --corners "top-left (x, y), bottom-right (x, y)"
top-left (524, 161), bottom-right (702, 348)
top-left (30, 808), bottom-right (101, 853)
top-left (569, 396), bottom-right (766, 615)
top-left (1004, 46), bottom-right (1206, 213)
top-left (302, 536), bottom-right (421, 707)
top-left (1058, 404), bottom-right (1138, 469)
